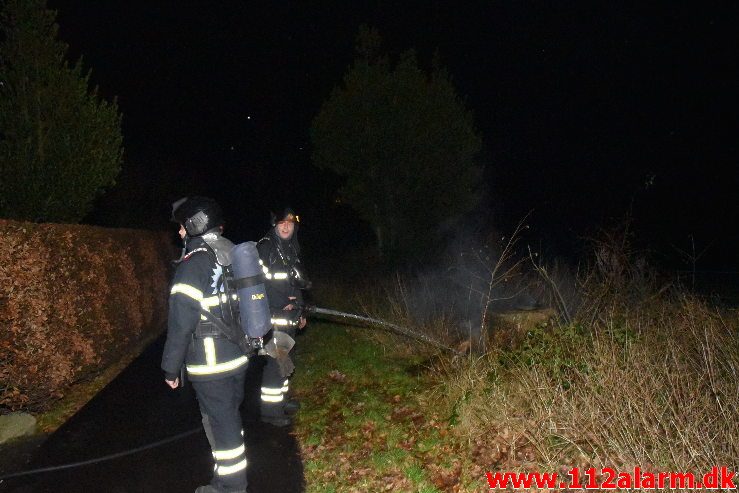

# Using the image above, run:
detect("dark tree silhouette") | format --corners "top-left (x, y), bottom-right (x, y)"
top-left (311, 27), bottom-right (483, 256)
top-left (0, 0), bottom-right (122, 222)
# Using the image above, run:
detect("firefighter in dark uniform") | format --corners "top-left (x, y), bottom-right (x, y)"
top-left (257, 207), bottom-right (310, 426)
top-left (162, 197), bottom-right (248, 493)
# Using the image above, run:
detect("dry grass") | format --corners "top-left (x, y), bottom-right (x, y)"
top-left (434, 290), bottom-right (739, 477)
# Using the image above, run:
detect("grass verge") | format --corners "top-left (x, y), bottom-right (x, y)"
top-left (292, 322), bottom-right (476, 492)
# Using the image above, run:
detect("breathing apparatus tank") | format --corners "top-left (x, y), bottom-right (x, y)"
top-left (231, 241), bottom-right (271, 338)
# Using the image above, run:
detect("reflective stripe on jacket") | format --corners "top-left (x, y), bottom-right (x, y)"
top-left (161, 236), bottom-right (247, 382)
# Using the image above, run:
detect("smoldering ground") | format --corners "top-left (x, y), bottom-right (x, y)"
top-left (386, 225), bottom-right (580, 348)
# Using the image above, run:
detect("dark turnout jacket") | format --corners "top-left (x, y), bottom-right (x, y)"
top-left (256, 230), bottom-right (304, 311)
top-left (161, 235), bottom-right (248, 382)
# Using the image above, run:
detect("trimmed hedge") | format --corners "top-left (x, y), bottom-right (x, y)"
top-left (0, 219), bottom-right (174, 412)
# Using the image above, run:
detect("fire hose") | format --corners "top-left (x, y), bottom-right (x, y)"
top-left (0, 308), bottom-right (460, 482)
top-left (0, 428), bottom-right (201, 481)
top-left (306, 306), bottom-right (462, 356)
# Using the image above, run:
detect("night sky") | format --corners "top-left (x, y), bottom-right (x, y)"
top-left (47, 1), bottom-right (738, 269)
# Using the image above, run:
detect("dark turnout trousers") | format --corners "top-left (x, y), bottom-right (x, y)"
top-left (192, 370), bottom-right (248, 492)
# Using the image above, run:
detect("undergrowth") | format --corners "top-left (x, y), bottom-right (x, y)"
top-left (435, 295), bottom-right (738, 481)
top-left (429, 229), bottom-right (739, 483)
top-left (295, 227), bottom-right (738, 491)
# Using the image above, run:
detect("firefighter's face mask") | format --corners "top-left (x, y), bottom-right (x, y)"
top-left (276, 220), bottom-right (295, 240)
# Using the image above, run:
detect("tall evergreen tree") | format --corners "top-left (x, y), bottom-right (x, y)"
top-left (311, 27), bottom-right (483, 256)
top-left (0, 0), bottom-right (122, 222)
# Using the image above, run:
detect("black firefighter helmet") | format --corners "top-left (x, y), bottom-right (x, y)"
top-left (171, 196), bottom-right (224, 237)
top-left (270, 207), bottom-right (300, 227)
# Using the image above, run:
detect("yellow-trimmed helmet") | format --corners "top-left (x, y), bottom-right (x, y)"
top-left (270, 207), bottom-right (300, 227)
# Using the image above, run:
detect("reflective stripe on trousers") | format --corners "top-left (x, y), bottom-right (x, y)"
top-left (261, 379), bottom-right (289, 403)
top-left (214, 442), bottom-right (247, 476)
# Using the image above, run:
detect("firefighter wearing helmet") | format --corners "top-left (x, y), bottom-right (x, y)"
top-left (162, 196), bottom-right (249, 493)
top-left (257, 207), bottom-right (311, 426)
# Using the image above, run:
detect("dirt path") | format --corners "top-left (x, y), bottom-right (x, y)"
top-left (0, 335), bottom-right (305, 493)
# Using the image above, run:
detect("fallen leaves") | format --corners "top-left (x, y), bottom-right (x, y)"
top-left (328, 369), bottom-right (347, 382)
top-left (429, 461), bottom-right (463, 490)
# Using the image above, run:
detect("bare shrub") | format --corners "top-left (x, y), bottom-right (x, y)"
top-left (576, 222), bottom-right (664, 324)
top-left (369, 218), bottom-right (542, 353)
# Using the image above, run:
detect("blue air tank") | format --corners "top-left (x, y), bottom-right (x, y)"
top-left (231, 241), bottom-right (271, 338)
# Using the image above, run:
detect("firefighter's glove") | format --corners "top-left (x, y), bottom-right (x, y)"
top-left (274, 307), bottom-right (302, 327)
